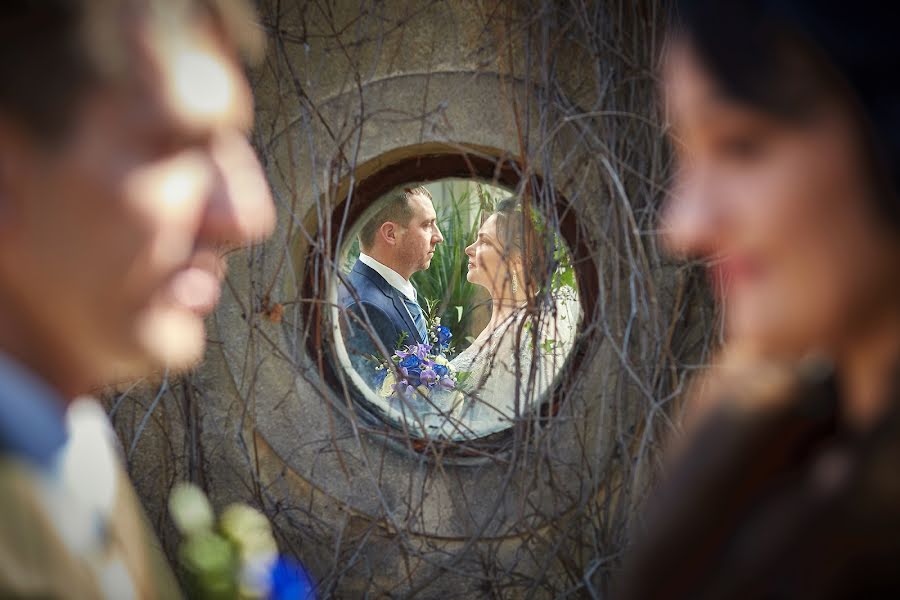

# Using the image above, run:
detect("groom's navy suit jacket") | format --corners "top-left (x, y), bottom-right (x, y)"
top-left (339, 261), bottom-right (425, 379)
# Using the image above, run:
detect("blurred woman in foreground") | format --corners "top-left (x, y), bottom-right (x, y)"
top-left (622, 1), bottom-right (900, 598)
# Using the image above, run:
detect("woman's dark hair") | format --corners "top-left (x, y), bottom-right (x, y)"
top-left (674, 0), bottom-right (900, 226)
top-left (492, 197), bottom-right (547, 287)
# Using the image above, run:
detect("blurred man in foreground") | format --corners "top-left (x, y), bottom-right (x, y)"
top-left (0, 0), bottom-right (274, 596)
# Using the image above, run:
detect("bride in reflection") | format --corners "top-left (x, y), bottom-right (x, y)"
top-left (434, 198), bottom-right (579, 439)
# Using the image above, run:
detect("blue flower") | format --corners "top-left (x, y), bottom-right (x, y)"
top-left (400, 354), bottom-right (421, 369)
top-left (433, 364), bottom-right (449, 377)
top-left (268, 556), bottom-right (315, 600)
top-left (435, 325), bottom-right (452, 344)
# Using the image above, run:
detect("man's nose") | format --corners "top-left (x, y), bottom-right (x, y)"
top-left (197, 130), bottom-right (275, 248)
top-left (433, 225), bottom-right (444, 244)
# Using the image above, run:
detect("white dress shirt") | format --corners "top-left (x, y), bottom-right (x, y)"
top-left (0, 353), bottom-right (136, 599)
top-left (359, 253), bottom-right (418, 302)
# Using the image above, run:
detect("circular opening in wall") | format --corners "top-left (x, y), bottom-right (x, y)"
top-left (293, 143), bottom-right (599, 454)
top-left (292, 142), bottom-right (599, 464)
top-left (332, 178), bottom-right (581, 441)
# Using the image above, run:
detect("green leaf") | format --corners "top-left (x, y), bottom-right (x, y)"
top-left (395, 331), bottom-right (409, 348)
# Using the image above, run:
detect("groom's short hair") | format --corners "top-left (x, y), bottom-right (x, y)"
top-left (358, 186), bottom-right (432, 251)
top-left (0, 0), bottom-right (262, 143)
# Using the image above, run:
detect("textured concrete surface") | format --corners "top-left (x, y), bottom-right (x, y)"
top-left (108, 2), bottom-right (697, 596)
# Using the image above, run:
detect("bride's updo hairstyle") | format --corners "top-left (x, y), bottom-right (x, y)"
top-left (492, 197), bottom-right (548, 290)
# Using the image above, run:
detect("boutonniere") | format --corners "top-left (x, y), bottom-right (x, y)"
top-left (169, 483), bottom-right (315, 599)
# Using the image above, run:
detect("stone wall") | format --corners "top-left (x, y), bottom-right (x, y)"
top-left (108, 1), bottom-right (713, 597)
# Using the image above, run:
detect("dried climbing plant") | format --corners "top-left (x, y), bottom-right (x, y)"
top-left (104, 1), bottom-right (717, 597)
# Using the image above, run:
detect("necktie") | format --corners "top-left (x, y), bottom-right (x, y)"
top-left (402, 296), bottom-right (428, 343)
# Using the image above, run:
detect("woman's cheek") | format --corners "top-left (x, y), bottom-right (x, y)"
top-left (478, 250), bottom-right (492, 278)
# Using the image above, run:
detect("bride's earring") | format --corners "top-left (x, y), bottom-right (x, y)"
top-left (511, 271), bottom-right (519, 294)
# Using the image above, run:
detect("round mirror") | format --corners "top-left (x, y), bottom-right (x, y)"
top-left (330, 179), bottom-right (581, 441)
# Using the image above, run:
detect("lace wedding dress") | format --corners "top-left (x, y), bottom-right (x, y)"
top-left (425, 288), bottom-right (581, 440)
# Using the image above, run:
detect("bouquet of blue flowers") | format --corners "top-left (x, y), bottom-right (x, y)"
top-left (378, 322), bottom-right (458, 400)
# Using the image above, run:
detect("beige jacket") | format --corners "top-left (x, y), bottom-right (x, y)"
top-left (0, 448), bottom-right (182, 598)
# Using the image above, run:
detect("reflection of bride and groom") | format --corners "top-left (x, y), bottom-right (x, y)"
top-left (340, 186), bottom-right (578, 439)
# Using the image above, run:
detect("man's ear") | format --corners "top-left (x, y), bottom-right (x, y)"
top-left (378, 221), bottom-right (398, 246)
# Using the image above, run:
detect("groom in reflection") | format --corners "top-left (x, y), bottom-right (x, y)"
top-left (341, 187), bottom-right (444, 377)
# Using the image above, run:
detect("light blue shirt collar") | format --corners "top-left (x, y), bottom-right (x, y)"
top-left (0, 353), bottom-right (68, 470)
